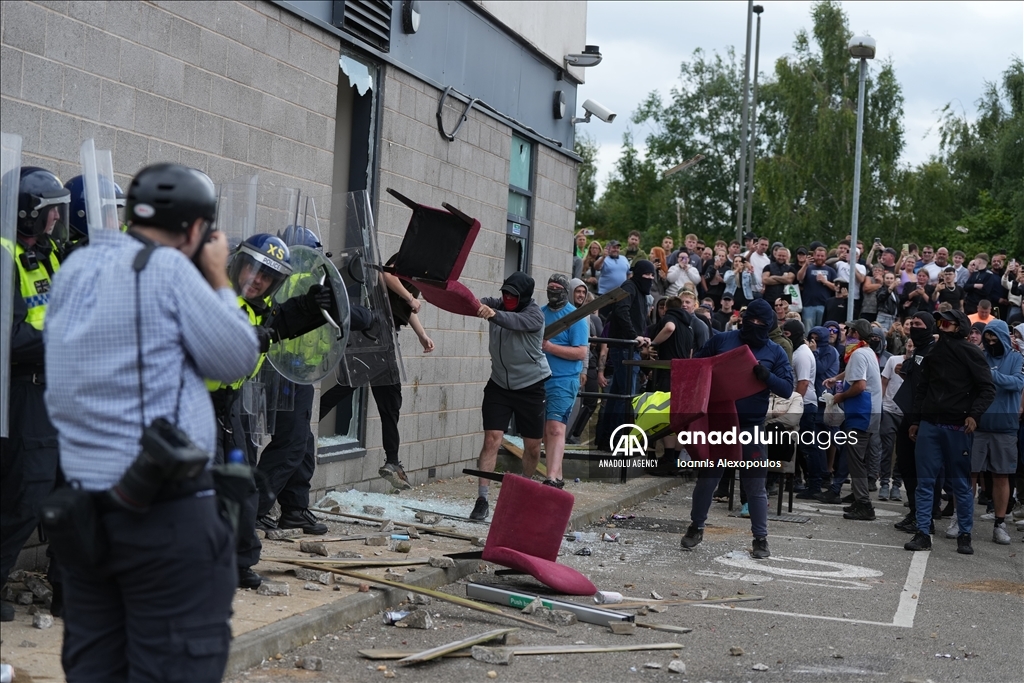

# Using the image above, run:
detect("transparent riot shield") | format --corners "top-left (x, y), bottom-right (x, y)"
top-left (79, 139), bottom-right (120, 233)
top-left (0, 132), bottom-right (22, 437)
top-left (326, 191), bottom-right (404, 387)
top-left (264, 245), bottom-right (350, 384)
top-left (215, 175), bottom-right (258, 252)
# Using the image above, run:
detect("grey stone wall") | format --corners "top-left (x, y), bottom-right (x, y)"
top-left (309, 67), bottom-right (578, 498)
top-left (0, 0), bottom-right (339, 197)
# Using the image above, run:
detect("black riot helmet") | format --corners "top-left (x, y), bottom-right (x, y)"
top-left (125, 163), bottom-right (217, 233)
top-left (18, 167), bottom-right (70, 240)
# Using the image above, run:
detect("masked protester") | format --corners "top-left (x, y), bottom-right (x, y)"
top-left (905, 310), bottom-right (995, 554)
top-left (970, 320), bottom-right (1024, 545)
top-left (679, 298), bottom-right (793, 559)
top-left (538, 274), bottom-right (589, 488)
top-left (470, 272), bottom-right (551, 520)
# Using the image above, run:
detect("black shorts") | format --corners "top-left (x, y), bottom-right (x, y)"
top-left (481, 378), bottom-right (547, 439)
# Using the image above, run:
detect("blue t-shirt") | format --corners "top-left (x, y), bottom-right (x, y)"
top-left (801, 264), bottom-right (837, 307)
top-left (597, 255), bottom-right (629, 294)
top-left (542, 304), bottom-right (590, 378)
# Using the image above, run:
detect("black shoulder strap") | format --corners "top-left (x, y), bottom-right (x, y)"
top-left (128, 231), bottom-right (159, 273)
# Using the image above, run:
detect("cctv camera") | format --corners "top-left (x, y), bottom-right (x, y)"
top-left (572, 99), bottom-right (616, 126)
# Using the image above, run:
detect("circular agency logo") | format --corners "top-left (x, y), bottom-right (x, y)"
top-left (609, 423), bottom-right (649, 457)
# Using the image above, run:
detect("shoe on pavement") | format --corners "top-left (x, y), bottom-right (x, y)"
top-left (277, 508), bottom-right (328, 535)
top-left (740, 503), bottom-right (750, 518)
top-left (1016, 518), bottom-right (1024, 531)
top-left (1013, 506), bottom-right (1024, 521)
top-left (256, 514), bottom-right (278, 531)
top-left (940, 500), bottom-right (954, 518)
top-left (815, 490), bottom-right (843, 505)
top-left (945, 518), bottom-right (960, 539)
top-left (979, 510), bottom-right (999, 521)
top-left (993, 522), bottom-right (1011, 545)
top-left (841, 493), bottom-right (855, 503)
top-left (751, 537), bottom-right (770, 559)
top-left (238, 567), bottom-right (262, 589)
top-left (878, 484), bottom-right (890, 501)
top-left (566, 435), bottom-right (580, 445)
top-left (868, 480), bottom-right (878, 492)
top-left (904, 531), bottom-right (932, 551)
top-left (470, 496), bottom-right (489, 521)
top-left (795, 488), bottom-right (821, 500)
top-left (379, 461), bottom-right (413, 490)
top-left (889, 486), bottom-right (902, 502)
top-left (843, 503), bottom-right (876, 521)
top-left (894, 512), bottom-right (917, 533)
top-left (956, 532), bottom-right (974, 555)
top-left (680, 525), bottom-right (704, 550)
top-left (542, 478), bottom-right (565, 489)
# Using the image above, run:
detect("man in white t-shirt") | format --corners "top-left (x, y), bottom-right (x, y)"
top-left (823, 319), bottom-right (882, 520)
top-left (783, 319), bottom-right (824, 493)
top-left (878, 347), bottom-right (907, 502)
top-left (835, 242), bottom-right (868, 312)
top-left (748, 236), bottom-right (771, 295)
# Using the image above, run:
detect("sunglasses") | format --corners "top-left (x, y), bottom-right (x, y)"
top-left (938, 319), bottom-right (958, 329)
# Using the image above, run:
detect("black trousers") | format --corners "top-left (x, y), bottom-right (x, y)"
top-left (320, 382), bottom-right (403, 462)
top-left (212, 389), bottom-right (260, 570)
top-left (570, 370), bottom-right (600, 439)
top-left (256, 384), bottom-right (315, 516)
top-left (0, 377), bottom-right (59, 588)
top-left (61, 493), bottom-right (235, 683)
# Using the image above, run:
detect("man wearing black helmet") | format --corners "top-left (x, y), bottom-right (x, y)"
top-left (0, 167), bottom-right (70, 623)
top-left (62, 174), bottom-right (126, 257)
top-left (44, 163), bottom-right (260, 681)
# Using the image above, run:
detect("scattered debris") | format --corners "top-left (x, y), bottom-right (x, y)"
top-left (32, 613), bottom-right (54, 629)
top-left (644, 662), bottom-right (662, 669)
top-left (547, 610), bottom-right (577, 626)
top-left (636, 606), bottom-right (648, 616)
top-left (406, 528), bottom-right (421, 539)
top-left (25, 576), bottom-right (52, 601)
top-left (730, 646), bottom-right (745, 656)
top-left (594, 591), bottom-right (623, 605)
top-left (395, 541), bottom-right (413, 553)
top-left (363, 505), bottom-right (386, 516)
top-left (471, 646), bottom-right (514, 665)
top-left (16, 592), bottom-right (33, 605)
top-left (257, 582), bottom-right (290, 597)
top-left (379, 520), bottom-right (396, 533)
top-left (668, 660), bottom-right (686, 674)
top-left (395, 611), bottom-right (433, 629)
top-left (415, 511), bottom-right (442, 525)
top-left (635, 622), bottom-right (692, 634)
top-left (650, 590), bottom-right (663, 600)
top-left (365, 536), bottom-right (389, 547)
top-left (295, 568), bottom-right (333, 585)
top-left (299, 541), bottom-right (330, 556)
top-left (384, 611), bottom-right (411, 625)
top-left (296, 656), bottom-right (323, 671)
top-left (487, 671), bottom-right (498, 679)
top-left (648, 605), bottom-right (668, 613)
top-left (303, 583), bottom-right (323, 592)
top-left (359, 583), bottom-right (371, 592)
top-left (383, 569), bottom-right (404, 582)
top-left (334, 551), bottom-right (364, 559)
top-left (609, 622), bottom-right (636, 635)
top-left (359, 642), bottom-right (687, 660)
top-left (574, 547), bottom-right (592, 556)
top-left (407, 592), bottom-right (432, 605)
top-left (602, 533), bottom-right (619, 542)
top-left (265, 528), bottom-right (303, 540)
top-left (520, 598), bottom-right (544, 615)
top-left (752, 663), bottom-right (769, 671)
top-left (19, 641), bottom-right (37, 648)
top-left (429, 556), bottom-right (456, 569)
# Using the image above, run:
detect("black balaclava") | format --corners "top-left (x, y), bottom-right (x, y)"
top-left (783, 318), bottom-right (806, 350)
top-left (984, 332), bottom-right (1005, 357)
top-left (631, 259), bottom-right (656, 296)
top-left (868, 333), bottom-right (886, 354)
top-left (937, 310), bottom-right (969, 341)
top-left (546, 273), bottom-right (570, 310)
top-left (740, 298), bottom-right (775, 348)
top-left (499, 271), bottom-right (535, 312)
top-left (909, 312), bottom-right (936, 349)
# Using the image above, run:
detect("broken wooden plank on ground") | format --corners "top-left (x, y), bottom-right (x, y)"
top-left (611, 595), bottom-right (764, 609)
top-left (279, 560), bottom-right (558, 633)
top-left (499, 437), bottom-right (547, 476)
top-left (634, 622), bottom-right (693, 634)
top-left (280, 534), bottom-right (369, 543)
top-left (359, 642), bottom-right (686, 660)
top-left (261, 557), bottom-right (430, 568)
top-left (402, 505), bottom-right (490, 525)
top-left (397, 628), bottom-right (518, 665)
top-left (308, 508), bottom-right (483, 543)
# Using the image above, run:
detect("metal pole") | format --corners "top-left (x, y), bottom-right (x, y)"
top-left (744, 7), bottom-right (763, 236)
top-left (848, 57), bottom-right (867, 325)
top-left (735, 0), bottom-right (754, 245)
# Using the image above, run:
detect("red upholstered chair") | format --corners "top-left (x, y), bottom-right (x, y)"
top-left (669, 345), bottom-right (763, 461)
top-left (482, 474), bottom-right (596, 596)
top-left (385, 188), bottom-right (482, 316)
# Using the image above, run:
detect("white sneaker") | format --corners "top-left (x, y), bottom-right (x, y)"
top-left (1017, 518), bottom-right (1024, 531)
top-left (945, 518), bottom-right (960, 539)
top-left (1013, 506), bottom-right (1024, 521)
top-left (980, 511), bottom-right (997, 521)
top-left (993, 523), bottom-right (1011, 545)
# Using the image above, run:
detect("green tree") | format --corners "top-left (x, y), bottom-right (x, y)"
top-left (574, 132), bottom-right (602, 232)
top-left (755, 0), bottom-right (905, 247)
top-left (597, 132), bottom-right (675, 246)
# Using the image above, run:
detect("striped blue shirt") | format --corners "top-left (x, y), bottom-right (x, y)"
top-left (45, 229), bottom-right (259, 490)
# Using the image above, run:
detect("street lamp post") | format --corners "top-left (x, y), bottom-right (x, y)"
top-left (735, 0), bottom-right (754, 245)
top-left (744, 5), bottom-right (764, 236)
top-left (847, 35), bottom-right (876, 324)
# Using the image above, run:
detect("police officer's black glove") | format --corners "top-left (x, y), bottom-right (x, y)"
top-left (255, 326), bottom-right (277, 353)
top-left (304, 284), bottom-right (336, 313)
top-left (752, 363), bottom-right (770, 384)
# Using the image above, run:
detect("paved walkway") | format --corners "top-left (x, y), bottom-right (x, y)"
top-left (0, 473), bottom-right (677, 682)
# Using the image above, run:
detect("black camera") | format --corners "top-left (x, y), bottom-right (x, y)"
top-left (108, 418), bottom-right (210, 512)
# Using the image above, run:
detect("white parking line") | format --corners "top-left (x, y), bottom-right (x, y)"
top-left (892, 551), bottom-right (929, 627)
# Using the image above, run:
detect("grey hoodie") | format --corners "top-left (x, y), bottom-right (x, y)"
top-left (481, 272), bottom-right (551, 390)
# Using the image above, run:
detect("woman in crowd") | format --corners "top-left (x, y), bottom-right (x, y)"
top-left (582, 240), bottom-right (603, 294)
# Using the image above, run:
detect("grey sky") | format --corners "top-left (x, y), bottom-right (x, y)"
top-left (576, 1), bottom-right (1023, 192)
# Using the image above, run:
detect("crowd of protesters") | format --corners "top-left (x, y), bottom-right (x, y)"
top-left (572, 228), bottom-right (1024, 553)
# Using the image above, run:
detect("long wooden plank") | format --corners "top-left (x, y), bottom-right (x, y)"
top-left (359, 642), bottom-right (686, 660)
top-left (277, 560), bottom-right (558, 633)
top-left (402, 505), bottom-right (490, 525)
top-left (635, 622), bottom-right (693, 634)
top-left (500, 437), bottom-right (547, 476)
top-left (611, 595), bottom-right (764, 609)
top-left (261, 556), bottom-right (429, 568)
top-left (397, 628), bottom-right (517, 666)
top-left (543, 287), bottom-right (627, 340)
top-left (308, 508), bottom-right (483, 542)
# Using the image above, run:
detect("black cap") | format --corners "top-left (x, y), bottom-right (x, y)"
top-left (847, 318), bottom-right (872, 340)
top-left (607, 239), bottom-right (620, 247)
top-left (796, 246), bottom-right (808, 255)
top-left (743, 231), bottom-right (756, 242)
top-left (721, 293), bottom-right (734, 301)
top-left (883, 247), bottom-right (898, 256)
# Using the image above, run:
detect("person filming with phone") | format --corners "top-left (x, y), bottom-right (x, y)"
top-left (43, 163), bottom-right (260, 682)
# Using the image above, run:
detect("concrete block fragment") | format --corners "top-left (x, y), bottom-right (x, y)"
top-left (520, 597), bottom-right (544, 615)
top-left (303, 582), bottom-right (323, 591)
top-left (395, 610), bottom-right (432, 629)
top-left (257, 581), bottom-right (290, 597)
top-left (471, 646), bottom-right (513, 665)
top-left (265, 528), bottom-right (303, 540)
top-left (294, 568), bottom-right (333, 585)
top-left (32, 613), bottom-right (54, 629)
top-left (414, 512), bottom-right (441, 525)
top-left (17, 591), bottom-right (34, 605)
top-left (299, 541), bottom-right (330, 557)
top-left (379, 520), bottom-right (395, 533)
top-left (428, 556), bottom-right (455, 569)
top-left (547, 610), bottom-right (577, 626)
top-left (609, 621), bottom-right (636, 635)
top-left (365, 536), bottom-right (388, 546)
top-left (668, 660), bottom-right (686, 674)
top-left (295, 656), bottom-right (323, 671)
top-left (394, 541), bottom-right (412, 553)
top-left (333, 551), bottom-right (363, 559)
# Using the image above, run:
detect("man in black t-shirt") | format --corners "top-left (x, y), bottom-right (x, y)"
top-left (762, 247), bottom-right (796, 304)
top-left (934, 266), bottom-right (965, 311)
top-left (713, 293), bottom-right (735, 332)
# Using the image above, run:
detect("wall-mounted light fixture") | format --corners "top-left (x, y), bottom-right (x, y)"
top-left (564, 45), bottom-right (602, 68)
top-left (553, 91), bottom-right (566, 119)
top-left (402, 0), bottom-right (421, 34)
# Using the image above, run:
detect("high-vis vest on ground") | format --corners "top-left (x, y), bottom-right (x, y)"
top-left (632, 391), bottom-right (671, 436)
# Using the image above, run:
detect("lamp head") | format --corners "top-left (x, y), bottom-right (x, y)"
top-left (849, 35), bottom-right (876, 59)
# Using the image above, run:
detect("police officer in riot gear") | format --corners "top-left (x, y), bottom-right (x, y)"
top-left (208, 232), bottom-right (338, 587)
top-left (0, 167), bottom-right (69, 622)
top-left (62, 174), bottom-right (126, 257)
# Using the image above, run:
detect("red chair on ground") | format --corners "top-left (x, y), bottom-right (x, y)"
top-left (385, 188), bottom-right (481, 317)
top-left (481, 474), bottom-right (596, 596)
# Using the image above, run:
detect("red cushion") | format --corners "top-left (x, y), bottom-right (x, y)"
top-left (481, 475), bottom-right (596, 596)
top-left (411, 279), bottom-right (481, 317)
